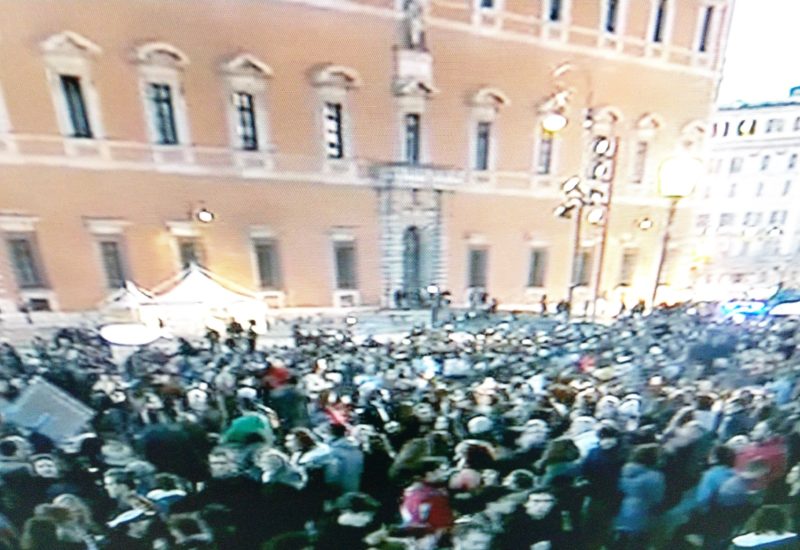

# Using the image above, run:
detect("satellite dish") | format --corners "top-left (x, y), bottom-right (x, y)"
top-left (100, 323), bottom-right (162, 346)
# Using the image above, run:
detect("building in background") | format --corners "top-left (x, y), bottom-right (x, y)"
top-left (695, 98), bottom-right (800, 299)
top-left (0, 0), bottom-right (733, 316)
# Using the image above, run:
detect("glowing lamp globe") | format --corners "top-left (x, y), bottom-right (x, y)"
top-left (658, 156), bottom-right (703, 198)
top-left (541, 112), bottom-right (568, 133)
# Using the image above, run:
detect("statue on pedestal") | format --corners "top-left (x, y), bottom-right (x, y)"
top-left (404, 0), bottom-right (428, 51)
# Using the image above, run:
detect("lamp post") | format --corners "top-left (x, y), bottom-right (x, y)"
top-left (650, 156), bottom-right (702, 308)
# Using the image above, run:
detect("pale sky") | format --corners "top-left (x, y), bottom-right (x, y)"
top-left (716, 0), bottom-right (800, 105)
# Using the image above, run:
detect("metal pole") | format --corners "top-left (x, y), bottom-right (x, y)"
top-left (651, 198), bottom-right (679, 308)
top-left (590, 147), bottom-right (617, 323)
top-left (566, 204), bottom-right (584, 313)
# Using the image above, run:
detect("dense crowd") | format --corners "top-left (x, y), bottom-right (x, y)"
top-left (0, 307), bottom-right (799, 549)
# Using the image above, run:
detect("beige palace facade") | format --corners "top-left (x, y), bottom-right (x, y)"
top-left (0, 0), bottom-right (732, 315)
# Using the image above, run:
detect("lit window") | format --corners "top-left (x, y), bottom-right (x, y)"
top-left (743, 212), bottom-right (762, 227)
top-left (761, 155), bottom-right (770, 171)
top-left (789, 154), bottom-right (797, 170)
top-left (60, 75), bottom-right (92, 138)
top-left (573, 249), bottom-right (592, 287)
top-left (737, 120), bottom-right (756, 136)
top-left (784, 181), bottom-right (793, 196)
top-left (719, 213), bottom-right (734, 227)
top-left (728, 183), bottom-right (737, 198)
top-left (770, 210), bottom-right (788, 225)
top-left (619, 250), bottom-right (637, 286)
top-left (756, 182), bottom-right (764, 197)
top-left (766, 118), bottom-right (785, 133)
top-left (730, 157), bottom-right (742, 173)
top-left (323, 102), bottom-right (344, 159)
top-left (233, 92), bottom-right (258, 151)
top-left (177, 237), bottom-right (205, 268)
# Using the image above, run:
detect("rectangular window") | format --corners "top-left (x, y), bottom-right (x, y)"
top-left (468, 248), bottom-right (488, 288)
top-left (730, 157), bottom-right (742, 173)
top-left (795, 117), bottom-right (800, 131)
top-left (761, 155), bottom-right (770, 171)
top-left (334, 241), bottom-right (357, 290)
top-left (475, 121), bottom-right (491, 171)
top-left (148, 83), bottom-right (178, 145)
top-left (770, 210), bottom-right (788, 225)
top-left (766, 118), bottom-right (785, 133)
top-left (548, 0), bottom-right (561, 21)
top-left (7, 236), bottom-right (45, 289)
top-left (99, 240), bottom-right (126, 289)
top-left (60, 75), bottom-right (92, 138)
top-left (619, 250), bottom-right (638, 286)
top-left (756, 182), bottom-right (764, 197)
top-left (698, 5), bottom-right (714, 52)
top-left (573, 249), bottom-right (592, 287)
top-left (233, 92), bottom-right (258, 151)
top-left (480, 0), bottom-right (494, 8)
top-left (719, 213), bottom-right (735, 227)
top-left (696, 214), bottom-right (710, 230)
top-left (743, 212), bottom-right (762, 227)
top-left (652, 0), bottom-right (667, 43)
top-left (722, 122), bottom-right (730, 136)
top-left (527, 248), bottom-right (547, 288)
top-left (784, 181), bottom-right (793, 196)
top-left (253, 239), bottom-right (281, 289)
top-left (631, 140), bottom-right (648, 183)
top-left (789, 154), bottom-right (797, 170)
top-left (728, 183), bottom-right (737, 198)
top-left (537, 133), bottom-right (554, 175)
top-left (323, 102), bottom-right (344, 159)
top-left (405, 113), bottom-right (421, 165)
top-left (178, 238), bottom-right (205, 268)
top-left (605, 0), bottom-right (619, 33)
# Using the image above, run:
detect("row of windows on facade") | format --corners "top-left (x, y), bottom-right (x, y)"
top-left (697, 209), bottom-right (789, 229)
top-left (478, 0), bottom-right (715, 53)
top-left (709, 180), bottom-right (794, 200)
top-left (7, 234), bottom-right (641, 296)
top-left (712, 115), bottom-right (800, 139)
top-left (715, 153), bottom-right (799, 175)
top-left (5, 235), bottom-right (357, 293)
top-left (59, 71), bottom-right (649, 177)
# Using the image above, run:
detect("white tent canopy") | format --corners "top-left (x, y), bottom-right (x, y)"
top-left (140, 264), bottom-right (268, 335)
top-left (99, 281), bottom-right (153, 322)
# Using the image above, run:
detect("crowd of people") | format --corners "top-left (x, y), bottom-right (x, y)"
top-left (0, 306), bottom-right (799, 549)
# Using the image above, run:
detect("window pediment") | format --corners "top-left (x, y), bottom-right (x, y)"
top-left (471, 87), bottom-right (510, 108)
top-left (41, 31), bottom-right (102, 57)
top-left (135, 42), bottom-right (189, 68)
top-left (311, 64), bottom-right (362, 89)
top-left (223, 53), bottom-right (273, 78)
top-left (394, 78), bottom-right (438, 97)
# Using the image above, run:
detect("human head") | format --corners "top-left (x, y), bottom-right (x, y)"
top-left (710, 444), bottom-right (736, 467)
top-left (208, 448), bottom-right (239, 479)
top-left (525, 488), bottom-right (556, 520)
top-left (103, 468), bottom-right (136, 500)
top-left (597, 425), bottom-right (620, 451)
top-left (452, 524), bottom-right (494, 550)
top-left (31, 455), bottom-right (59, 479)
top-left (285, 428), bottom-right (316, 454)
top-left (517, 419), bottom-right (549, 449)
top-left (751, 420), bottom-right (771, 442)
top-left (502, 469), bottom-right (535, 492)
top-left (52, 494), bottom-right (92, 526)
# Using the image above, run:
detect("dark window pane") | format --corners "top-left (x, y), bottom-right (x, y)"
top-left (324, 102), bottom-right (344, 159)
top-left (254, 240), bottom-right (281, 288)
top-left (149, 83), bottom-right (178, 145)
top-left (699, 6), bottom-right (713, 52)
top-left (178, 239), bottom-right (204, 268)
top-left (573, 250), bottom-right (592, 287)
top-left (606, 0), bottom-right (619, 33)
top-left (653, 0), bottom-right (666, 42)
top-left (475, 122), bottom-right (490, 171)
top-left (537, 134), bottom-right (553, 175)
top-left (7, 238), bottom-right (43, 288)
top-left (619, 251), bottom-right (637, 286)
top-left (405, 113), bottom-right (420, 165)
top-left (549, 0), bottom-right (561, 21)
top-left (468, 248), bottom-right (488, 288)
top-left (60, 75), bottom-right (92, 138)
top-left (334, 242), bottom-right (357, 289)
top-left (234, 92), bottom-right (258, 151)
top-left (100, 241), bottom-right (126, 289)
top-left (528, 249), bottom-right (547, 287)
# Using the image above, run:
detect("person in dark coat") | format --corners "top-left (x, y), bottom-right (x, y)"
top-left (496, 487), bottom-right (567, 550)
top-left (581, 425), bottom-right (627, 548)
top-left (614, 444), bottom-right (665, 549)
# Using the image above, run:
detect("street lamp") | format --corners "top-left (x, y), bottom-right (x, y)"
top-left (650, 155), bottom-right (703, 308)
top-left (195, 207), bottom-right (215, 224)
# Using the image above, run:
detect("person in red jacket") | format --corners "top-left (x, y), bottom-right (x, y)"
top-left (398, 458), bottom-right (454, 536)
top-left (735, 421), bottom-right (787, 493)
